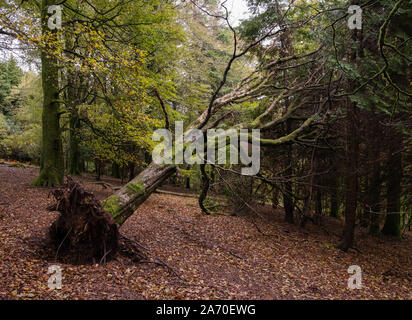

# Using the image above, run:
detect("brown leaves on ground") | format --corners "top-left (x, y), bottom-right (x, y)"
top-left (0, 165), bottom-right (410, 300)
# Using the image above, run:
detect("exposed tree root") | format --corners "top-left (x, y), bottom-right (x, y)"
top-left (48, 177), bottom-right (120, 264)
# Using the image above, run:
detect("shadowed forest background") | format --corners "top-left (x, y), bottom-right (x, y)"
top-left (0, 0), bottom-right (411, 300)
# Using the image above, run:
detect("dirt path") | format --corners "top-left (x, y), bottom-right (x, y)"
top-left (0, 165), bottom-right (410, 299)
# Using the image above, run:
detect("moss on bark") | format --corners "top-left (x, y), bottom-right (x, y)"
top-left (31, 0), bottom-right (64, 187)
top-left (102, 195), bottom-right (123, 224)
top-left (127, 181), bottom-right (146, 197)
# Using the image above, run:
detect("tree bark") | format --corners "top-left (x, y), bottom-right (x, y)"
top-left (367, 112), bottom-right (382, 235)
top-left (198, 163), bottom-right (211, 215)
top-left (336, 3), bottom-right (361, 251)
top-left (111, 163), bottom-right (121, 179)
top-left (336, 99), bottom-right (359, 251)
top-left (329, 164), bottom-right (339, 218)
top-left (102, 164), bottom-right (176, 225)
top-left (381, 132), bottom-right (402, 237)
top-left (31, 0), bottom-right (64, 187)
top-left (95, 160), bottom-right (102, 181)
top-left (128, 162), bottom-right (135, 182)
top-left (67, 107), bottom-right (81, 175)
top-left (280, 25), bottom-right (295, 225)
top-left (367, 163), bottom-right (382, 235)
top-left (313, 156), bottom-right (323, 225)
top-left (283, 119), bottom-right (294, 224)
top-left (315, 189), bottom-right (322, 225)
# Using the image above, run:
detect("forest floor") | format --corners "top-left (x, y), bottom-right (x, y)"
top-left (0, 164), bottom-right (410, 300)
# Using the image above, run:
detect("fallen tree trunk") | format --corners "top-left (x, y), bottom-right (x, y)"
top-left (101, 164), bottom-right (176, 226)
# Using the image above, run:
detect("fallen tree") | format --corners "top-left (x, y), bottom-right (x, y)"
top-left (101, 164), bottom-right (177, 225)
top-left (47, 2), bottom-right (337, 261)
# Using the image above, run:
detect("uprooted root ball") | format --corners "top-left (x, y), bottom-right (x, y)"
top-left (48, 177), bottom-right (119, 264)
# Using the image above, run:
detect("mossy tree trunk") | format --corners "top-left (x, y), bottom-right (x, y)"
top-left (102, 164), bottom-right (176, 225)
top-left (32, 0), bottom-right (64, 187)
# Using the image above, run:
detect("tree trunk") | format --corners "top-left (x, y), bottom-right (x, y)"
top-left (198, 163), bottom-right (210, 215)
top-left (102, 164), bottom-right (176, 225)
top-left (111, 163), bottom-right (121, 179)
top-left (278, 21), bottom-right (295, 224)
top-left (329, 166), bottom-right (339, 218)
top-left (283, 172), bottom-right (294, 223)
top-left (336, 5), bottom-right (361, 251)
top-left (128, 162), bottom-right (135, 182)
top-left (31, 0), bottom-right (64, 187)
top-left (368, 165), bottom-right (382, 235)
top-left (336, 99), bottom-right (359, 251)
top-left (283, 120), bottom-right (294, 224)
top-left (367, 113), bottom-right (382, 235)
top-left (272, 188), bottom-right (279, 209)
top-left (313, 156), bottom-right (323, 225)
top-left (65, 34), bottom-right (82, 176)
top-left (381, 132), bottom-right (402, 237)
top-left (67, 108), bottom-right (81, 175)
top-left (315, 189), bottom-right (322, 225)
top-left (95, 160), bottom-right (102, 181)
